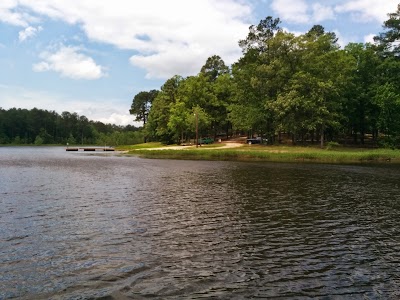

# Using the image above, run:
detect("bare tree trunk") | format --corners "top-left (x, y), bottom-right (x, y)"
top-left (320, 129), bottom-right (324, 148)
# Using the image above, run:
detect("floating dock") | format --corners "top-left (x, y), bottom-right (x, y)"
top-left (66, 147), bottom-right (115, 152)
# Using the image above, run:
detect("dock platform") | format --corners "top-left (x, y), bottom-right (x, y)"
top-left (66, 147), bottom-right (115, 152)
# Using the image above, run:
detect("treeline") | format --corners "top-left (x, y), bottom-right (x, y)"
top-left (131, 6), bottom-right (400, 147)
top-left (0, 107), bottom-right (143, 145)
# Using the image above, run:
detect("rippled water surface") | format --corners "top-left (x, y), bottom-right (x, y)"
top-left (1, 147), bottom-right (400, 299)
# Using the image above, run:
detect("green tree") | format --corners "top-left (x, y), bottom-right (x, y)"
top-left (374, 83), bottom-right (400, 146)
top-left (200, 55), bottom-right (229, 81)
top-left (188, 106), bottom-right (211, 140)
top-left (212, 73), bottom-right (234, 138)
top-left (168, 100), bottom-right (191, 143)
top-left (176, 74), bottom-right (217, 136)
top-left (34, 135), bottom-right (44, 145)
top-left (146, 76), bottom-right (182, 144)
top-left (67, 133), bottom-right (76, 145)
top-left (199, 56), bottom-right (233, 137)
top-left (38, 128), bottom-right (53, 144)
top-left (273, 72), bottom-right (323, 144)
top-left (374, 4), bottom-right (400, 55)
top-left (232, 26), bottom-right (297, 141)
top-left (343, 43), bottom-right (381, 144)
top-left (130, 89), bottom-right (159, 142)
top-left (130, 89), bottom-right (159, 126)
top-left (272, 27), bottom-right (351, 147)
top-left (239, 16), bottom-right (281, 54)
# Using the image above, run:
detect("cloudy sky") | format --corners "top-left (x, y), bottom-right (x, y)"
top-left (0, 0), bottom-right (398, 126)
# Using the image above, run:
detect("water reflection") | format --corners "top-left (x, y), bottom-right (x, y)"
top-left (0, 147), bottom-right (400, 299)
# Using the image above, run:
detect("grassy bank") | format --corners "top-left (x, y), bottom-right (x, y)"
top-left (120, 143), bottom-right (400, 164)
top-left (117, 142), bottom-right (225, 150)
top-left (117, 142), bottom-right (166, 150)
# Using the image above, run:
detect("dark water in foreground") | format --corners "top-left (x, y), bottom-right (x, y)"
top-left (1, 147), bottom-right (400, 299)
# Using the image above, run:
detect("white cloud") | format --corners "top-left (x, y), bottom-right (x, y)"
top-left (0, 84), bottom-right (65, 117)
top-left (98, 113), bottom-right (138, 127)
top-left (364, 34), bottom-right (376, 44)
top-left (33, 45), bottom-right (106, 80)
top-left (271, 0), bottom-right (337, 24)
top-left (271, 0), bottom-right (309, 24)
top-left (2, 0), bottom-right (252, 79)
top-left (335, 0), bottom-right (399, 23)
top-left (282, 27), bottom-right (304, 37)
top-left (332, 29), bottom-right (351, 48)
top-left (0, 0), bottom-right (39, 27)
top-left (75, 105), bottom-right (138, 126)
top-left (130, 43), bottom-right (214, 79)
top-left (271, 0), bottom-right (397, 27)
top-left (18, 25), bottom-right (43, 42)
top-left (312, 3), bottom-right (335, 23)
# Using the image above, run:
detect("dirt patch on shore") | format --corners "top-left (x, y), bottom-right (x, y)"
top-left (144, 142), bottom-right (243, 151)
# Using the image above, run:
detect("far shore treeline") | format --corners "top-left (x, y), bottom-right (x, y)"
top-left (130, 7), bottom-right (400, 148)
top-left (0, 108), bottom-right (143, 146)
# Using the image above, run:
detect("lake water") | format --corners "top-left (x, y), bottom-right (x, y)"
top-left (1, 147), bottom-right (400, 299)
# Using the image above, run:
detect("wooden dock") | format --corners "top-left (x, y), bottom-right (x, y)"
top-left (66, 147), bottom-right (115, 152)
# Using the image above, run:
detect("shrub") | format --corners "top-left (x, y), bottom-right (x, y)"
top-left (34, 135), bottom-right (43, 145)
top-left (326, 141), bottom-right (340, 150)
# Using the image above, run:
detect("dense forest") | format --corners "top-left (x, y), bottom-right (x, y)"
top-left (0, 107), bottom-right (143, 145)
top-left (131, 6), bottom-right (400, 148)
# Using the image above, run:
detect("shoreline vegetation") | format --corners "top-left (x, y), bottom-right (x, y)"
top-left (117, 142), bottom-right (400, 164)
top-left (128, 9), bottom-right (400, 153)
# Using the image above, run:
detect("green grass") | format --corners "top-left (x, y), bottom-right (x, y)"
top-left (117, 142), bottom-right (166, 150)
top-left (117, 142), bottom-right (226, 150)
top-left (126, 145), bottom-right (400, 164)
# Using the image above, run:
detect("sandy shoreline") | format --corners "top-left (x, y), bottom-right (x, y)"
top-left (143, 141), bottom-right (243, 150)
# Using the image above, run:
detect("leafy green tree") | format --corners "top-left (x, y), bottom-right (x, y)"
top-left (271, 27), bottom-right (352, 147)
top-left (239, 16), bottom-right (281, 54)
top-left (232, 27), bottom-right (298, 141)
top-left (0, 107), bottom-right (140, 145)
top-left (376, 56), bottom-right (400, 94)
top-left (212, 73), bottom-right (234, 138)
top-left (146, 76), bottom-right (183, 143)
top-left (34, 135), bottom-right (44, 145)
top-left (200, 55), bottom-right (229, 81)
top-left (229, 58), bottom-right (267, 137)
top-left (67, 133), bottom-right (76, 145)
top-left (188, 106), bottom-right (211, 139)
top-left (272, 72), bottom-right (322, 144)
top-left (177, 74), bottom-right (216, 109)
top-left (343, 43), bottom-right (381, 144)
top-left (374, 4), bottom-right (400, 55)
top-left (13, 136), bottom-right (22, 144)
top-left (38, 128), bottom-right (53, 144)
top-left (300, 28), bottom-right (349, 147)
top-left (129, 90), bottom-right (158, 126)
top-left (130, 89), bottom-right (158, 142)
top-left (230, 17), bottom-right (279, 139)
top-left (374, 83), bottom-right (400, 146)
top-left (176, 74), bottom-right (217, 136)
top-left (228, 104), bottom-right (262, 133)
top-left (168, 100), bottom-right (191, 143)
top-left (371, 4), bottom-right (400, 146)
top-left (199, 56), bottom-right (233, 137)
top-left (137, 16), bottom-right (400, 148)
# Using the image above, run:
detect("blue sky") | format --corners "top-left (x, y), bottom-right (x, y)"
top-left (0, 0), bottom-right (398, 126)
